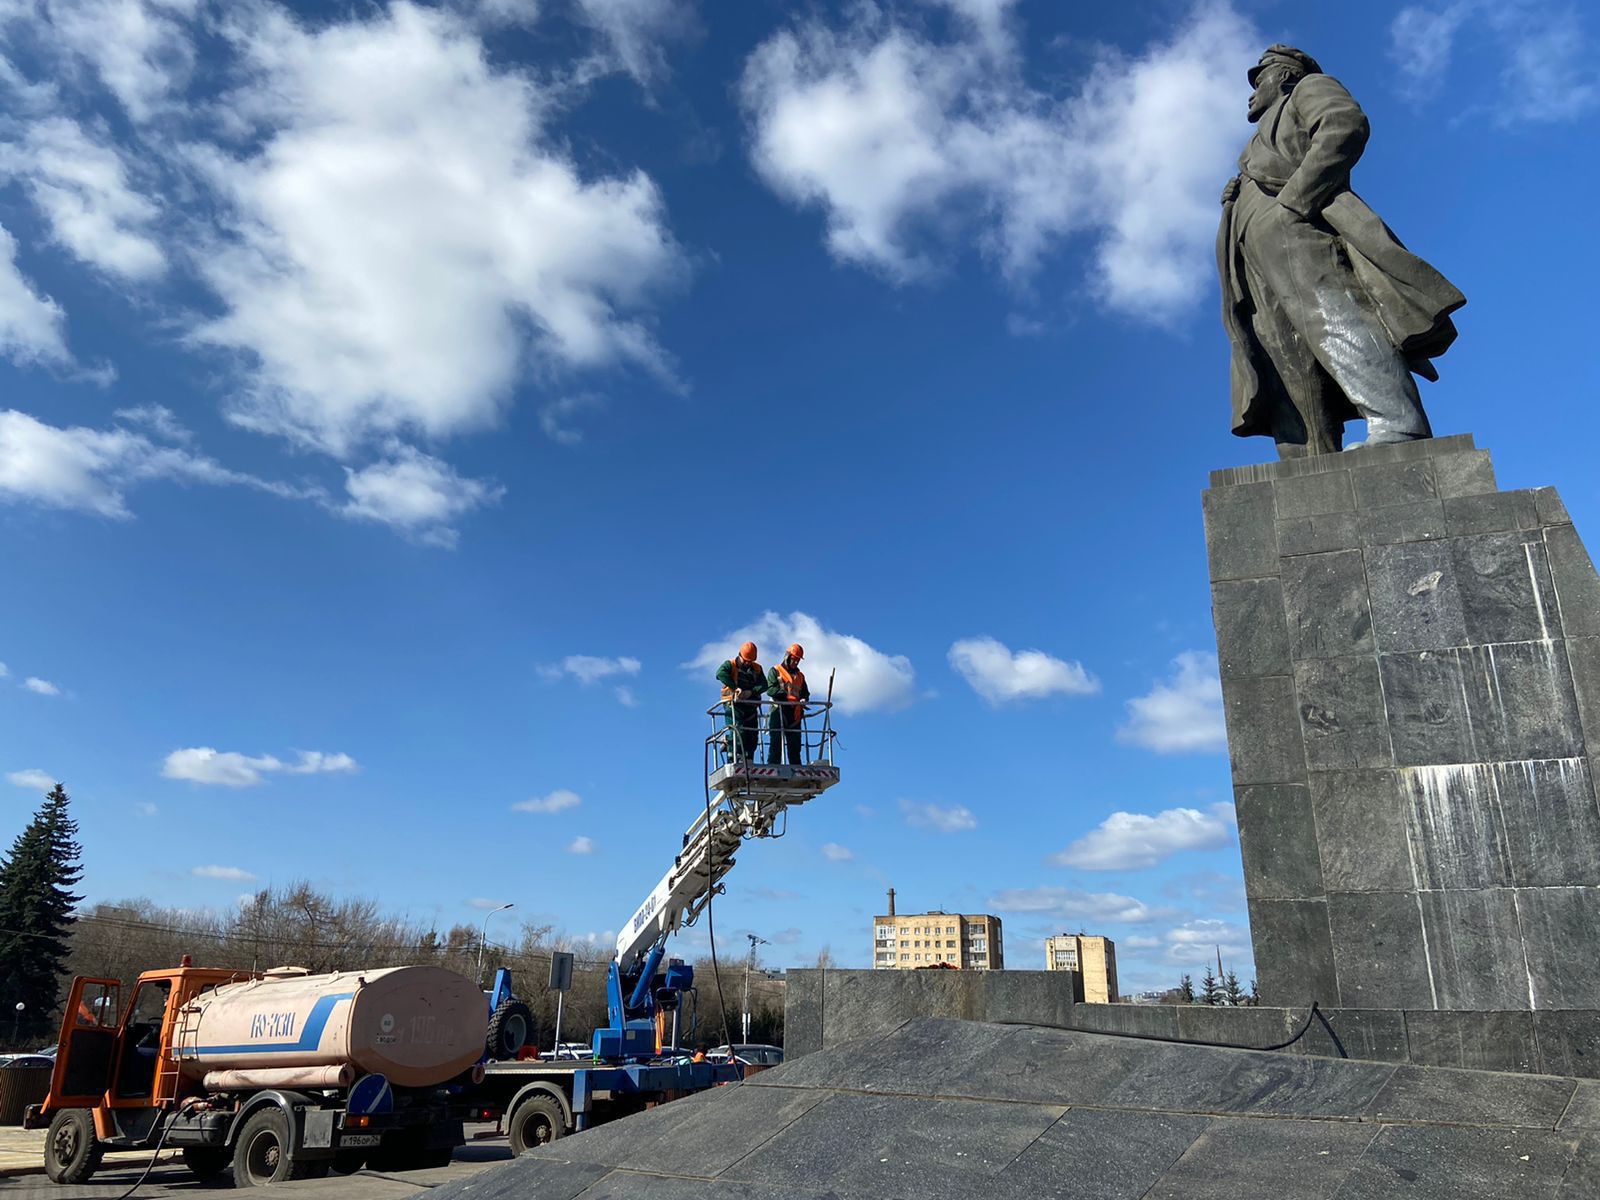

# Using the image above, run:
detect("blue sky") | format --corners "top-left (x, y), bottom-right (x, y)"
top-left (2, 0), bottom-right (1598, 995)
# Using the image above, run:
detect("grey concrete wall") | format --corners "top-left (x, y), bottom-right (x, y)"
top-left (1204, 435), bottom-right (1600, 1011)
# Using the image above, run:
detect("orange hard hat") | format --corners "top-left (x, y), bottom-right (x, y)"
top-left (739, 641), bottom-right (758, 662)
top-left (787, 644), bottom-right (804, 660)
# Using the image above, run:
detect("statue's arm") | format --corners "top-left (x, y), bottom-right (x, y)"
top-left (1276, 75), bottom-right (1369, 219)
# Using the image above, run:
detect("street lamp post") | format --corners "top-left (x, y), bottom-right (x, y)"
top-left (11, 1001), bottom-right (23, 1045)
top-left (477, 903), bottom-right (515, 985)
top-left (741, 934), bottom-right (769, 1043)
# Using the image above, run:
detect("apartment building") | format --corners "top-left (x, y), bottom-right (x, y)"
top-left (1044, 933), bottom-right (1119, 1003)
top-left (872, 888), bottom-right (1004, 970)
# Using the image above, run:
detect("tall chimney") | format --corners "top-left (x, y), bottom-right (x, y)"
top-left (887, 887), bottom-right (896, 917)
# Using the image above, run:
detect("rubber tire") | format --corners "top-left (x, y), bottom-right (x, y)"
top-left (181, 1145), bottom-right (230, 1181)
top-left (231, 1107), bottom-right (314, 1187)
top-left (509, 1095), bottom-right (566, 1155)
top-left (45, 1109), bottom-right (103, 1185)
top-left (485, 998), bottom-right (535, 1060)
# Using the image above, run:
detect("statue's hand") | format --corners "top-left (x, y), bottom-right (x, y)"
top-left (1220, 176), bottom-right (1241, 205)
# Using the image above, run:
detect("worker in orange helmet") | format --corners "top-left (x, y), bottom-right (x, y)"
top-left (716, 642), bottom-right (767, 764)
top-left (766, 644), bottom-right (810, 765)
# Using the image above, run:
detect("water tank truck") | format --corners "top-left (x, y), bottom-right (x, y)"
top-left (28, 960), bottom-right (489, 1186)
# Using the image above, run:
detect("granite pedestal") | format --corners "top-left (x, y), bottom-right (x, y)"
top-left (1205, 435), bottom-right (1600, 1017)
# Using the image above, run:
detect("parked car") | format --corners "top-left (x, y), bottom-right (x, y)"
top-left (1, 1054), bottom-right (54, 1069)
top-left (707, 1044), bottom-right (784, 1066)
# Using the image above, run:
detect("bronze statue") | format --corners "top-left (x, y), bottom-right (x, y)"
top-left (1218, 46), bottom-right (1466, 457)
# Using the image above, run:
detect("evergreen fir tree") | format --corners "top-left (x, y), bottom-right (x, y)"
top-left (1198, 965), bottom-right (1221, 1006)
top-left (1249, 977), bottom-right (1260, 1006)
top-left (1178, 973), bottom-right (1195, 1004)
top-left (0, 784), bottom-right (84, 1042)
top-left (1222, 968), bottom-right (1245, 1007)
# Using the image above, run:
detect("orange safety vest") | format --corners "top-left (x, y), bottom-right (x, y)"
top-left (722, 659), bottom-right (760, 701)
top-left (775, 662), bottom-right (807, 719)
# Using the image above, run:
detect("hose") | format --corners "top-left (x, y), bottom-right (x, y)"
top-left (996, 1000), bottom-right (1346, 1057)
top-left (106, 1111), bottom-right (176, 1200)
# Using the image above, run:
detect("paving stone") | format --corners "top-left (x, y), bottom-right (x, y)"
top-left (1365, 540), bottom-right (1467, 653)
top-left (1276, 470), bottom-right (1356, 519)
top-left (1295, 656), bottom-right (1393, 771)
top-left (1366, 1064), bottom-right (1574, 1128)
top-left (754, 1015), bottom-right (1008, 1096)
top-left (1249, 898), bottom-right (1338, 1006)
top-left (990, 1108), bottom-right (1209, 1200)
top-left (1278, 511), bottom-right (1361, 557)
top-left (1453, 532), bottom-right (1562, 645)
top-left (1282, 550), bottom-right (1375, 660)
top-left (1417, 889), bottom-right (1532, 1009)
top-left (1533, 487), bottom-right (1571, 526)
top-left (1333, 1124), bottom-right (1578, 1200)
top-left (1445, 490), bottom-right (1541, 536)
top-left (572, 1173), bottom-right (842, 1200)
top-left (726, 1092), bottom-right (1063, 1198)
top-left (1311, 770), bottom-right (1414, 893)
top-left (1104, 1041), bottom-right (1395, 1119)
top-left (1536, 1012), bottom-right (1600, 1080)
top-left (433, 1158), bottom-right (611, 1200)
top-left (1399, 764), bottom-right (1515, 889)
top-left (1326, 892), bottom-right (1435, 1009)
top-left (1222, 675), bottom-right (1307, 785)
top-left (1359, 498), bottom-right (1447, 545)
top-left (1545, 523), bottom-right (1600, 636)
top-left (1431, 448), bottom-right (1496, 499)
top-left (1142, 1118), bottom-right (1374, 1200)
top-left (1558, 1133), bottom-right (1600, 1200)
top-left (1559, 1081), bottom-right (1600, 1129)
top-left (1204, 481), bottom-right (1278, 582)
top-left (1380, 643), bottom-right (1584, 766)
top-left (1404, 1010), bottom-right (1538, 1074)
top-left (1235, 784), bottom-right (1323, 900)
top-left (1212, 578), bottom-right (1292, 679)
top-left (1519, 890), bottom-right (1600, 1011)
top-left (1351, 459), bottom-right (1438, 510)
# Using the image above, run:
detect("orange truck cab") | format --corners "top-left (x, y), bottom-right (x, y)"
top-left (27, 961), bottom-right (470, 1187)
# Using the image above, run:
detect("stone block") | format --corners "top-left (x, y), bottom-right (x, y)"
top-left (1274, 469), bottom-right (1354, 519)
top-left (1351, 458), bottom-right (1437, 509)
top-left (1359, 498), bottom-right (1447, 545)
top-left (1444, 490), bottom-right (1540, 536)
top-left (1399, 764), bottom-right (1515, 889)
top-left (1294, 655), bottom-right (1393, 770)
top-left (1517, 888), bottom-right (1600, 1011)
top-left (1546, 523), bottom-right (1600, 636)
top-left (1417, 889), bottom-right (1531, 1009)
top-left (1567, 636), bottom-right (1600, 747)
top-left (1276, 512), bottom-right (1360, 557)
top-left (1381, 642), bottom-right (1584, 766)
top-left (452, 1159), bottom-right (610, 1200)
top-left (1454, 532), bottom-right (1561, 645)
top-left (1492, 758), bottom-right (1600, 887)
top-left (820, 968), bottom-right (972, 1048)
top-left (1335, 1125), bottom-right (1579, 1200)
top-left (1203, 482), bottom-right (1278, 582)
top-left (1248, 898), bottom-right (1337, 1005)
top-left (1297, 1007), bottom-right (1409, 1064)
top-left (1235, 785), bottom-right (1323, 900)
top-left (1535, 1011), bottom-right (1600, 1079)
top-left (1327, 892), bottom-right (1434, 1009)
top-left (1212, 578), bottom-right (1291, 679)
top-left (1560, 1135), bottom-right (1600, 1200)
top-left (1365, 540), bottom-right (1467, 653)
top-left (1174, 1006), bottom-right (1298, 1050)
top-left (1281, 550), bottom-right (1374, 660)
top-left (1366, 1062), bottom-right (1574, 1127)
top-left (1403, 1010), bottom-right (1539, 1073)
top-left (1068, 1004), bottom-right (1180, 1039)
top-left (1561, 1081), bottom-right (1600, 1130)
top-left (1140, 1118), bottom-right (1375, 1200)
top-left (1106, 1041), bottom-right (1395, 1119)
top-left (1221, 675), bottom-right (1306, 786)
top-left (1432, 448), bottom-right (1498, 499)
top-left (1534, 486), bottom-right (1571, 526)
top-left (1000, 1108), bottom-right (1209, 1200)
top-left (974, 970), bottom-right (1077, 1029)
top-left (1311, 770), bottom-right (1413, 892)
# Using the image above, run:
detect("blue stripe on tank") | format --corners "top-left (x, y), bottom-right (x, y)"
top-left (187, 991), bottom-right (356, 1056)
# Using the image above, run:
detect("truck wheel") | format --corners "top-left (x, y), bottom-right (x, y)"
top-left (45, 1110), bottom-right (103, 1184)
top-left (181, 1146), bottom-right (230, 1181)
top-left (509, 1095), bottom-right (565, 1155)
top-left (485, 998), bottom-right (535, 1060)
top-left (232, 1108), bottom-right (314, 1186)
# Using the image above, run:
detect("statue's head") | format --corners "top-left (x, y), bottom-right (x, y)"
top-left (1247, 45), bottom-right (1322, 122)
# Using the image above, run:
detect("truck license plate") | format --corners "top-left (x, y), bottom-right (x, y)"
top-left (341, 1134), bottom-right (381, 1148)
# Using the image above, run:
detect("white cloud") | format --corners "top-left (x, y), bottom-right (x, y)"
top-left (1117, 651), bottom-right (1225, 754)
top-left (22, 676), bottom-right (59, 695)
top-left (739, 0), bottom-right (1258, 315)
top-left (1391, 1), bottom-right (1598, 123)
top-left (162, 747), bottom-right (359, 788)
top-left (899, 798), bottom-right (977, 833)
top-left (686, 611), bottom-right (915, 715)
top-left (1161, 917), bottom-right (1251, 966)
top-left (7, 768), bottom-right (57, 790)
top-left (1122, 934), bottom-right (1161, 950)
top-left (512, 789), bottom-right (581, 814)
top-left (947, 636), bottom-right (1098, 704)
top-left (567, 835), bottom-right (595, 854)
top-left (0, 225), bottom-right (70, 367)
top-left (0, 661), bottom-right (7, 676)
top-left (821, 842), bottom-right (853, 861)
top-left (192, 863), bottom-right (257, 881)
top-left (338, 445), bottom-right (502, 548)
top-left (195, 1), bottom-right (685, 457)
top-left (0, 408), bottom-right (315, 519)
top-left (574, 0), bottom-right (696, 84)
top-left (113, 404), bottom-right (192, 445)
top-left (0, 115), bottom-right (166, 280)
top-left (986, 886), bottom-right (1176, 924)
top-left (461, 0), bottom-right (541, 29)
top-left (1051, 802), bottom-right (1235, 870)
top-left (44, 0), bottom-right (203, 123)
top-left (541, 655), bottom-right (642, 685)
top-left (467, 896), bottom-right (514, 910)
